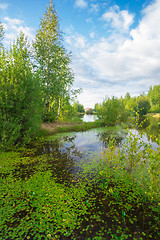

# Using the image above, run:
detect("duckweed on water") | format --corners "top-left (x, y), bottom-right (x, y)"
top-left (0, 170), bottom-right (88, 239)
top-left (0, 129), bottom-right (160, 239)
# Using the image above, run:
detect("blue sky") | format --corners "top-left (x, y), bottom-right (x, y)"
top-left (0, 0), bottom-right (160, 108)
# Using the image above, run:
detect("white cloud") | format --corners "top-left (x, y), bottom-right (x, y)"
top-left (90, 3), bottom-right (99, 13)
top-left (3, 17), bottom-right (35, 44)
top-left (65, 33), bottom-right (88, 49)
top-left (102, 5), bottom-right (134, 33)
top-left (67, 0), bottom-right (160, 107)
top-left (86, 18), bottom-right (92, 23)
top-left (75, 0), bottom-right (88, 9)
top-left (0, 3), bottom-right (8, 10)
top-left (89, 32), bottom-right (95, 39)
top-left (4, 17), bottom-right (24, 25)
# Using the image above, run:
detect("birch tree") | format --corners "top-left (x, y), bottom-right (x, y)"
top-left (34, 0), bottom-right (74, 121)
top-left (0, 22), bottom-right (4, 42)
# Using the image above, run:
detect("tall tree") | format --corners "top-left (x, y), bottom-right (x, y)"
top-left (0, 33), bottom-right (42, 149)
top-left (96, 97), bottom-right (128, 126)
top-left (34, 0), bottom-right (74, 121)
top-left (133, 96), bottom-right (151, 116)
top-left (0, 22), bottom-right (4, 43)
top-left (147, 84), bottom-right (160, 112)
top-left (73, 101), bottom-right (85, 114)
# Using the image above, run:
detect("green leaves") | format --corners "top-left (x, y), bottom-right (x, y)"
top-left (96, 97), bottom-right (128, 127)
top-left (122, 210), bottom-right (126, 219)
top-left (34, 1), bottom-right (74, 120)
top-left (0, 33), bottom-right (42, 149)
top-left (147, 84), bottom-right (160, 112)
top-left (0, 22), bottom-right (4, 43)
top-left (0, 129), bottom-right (160, 239)
top-left (0, 169), bottom-right (88, 239)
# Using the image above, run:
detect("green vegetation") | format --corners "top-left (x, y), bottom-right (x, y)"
top-left (73, 101), bottom-right (85, 115)
top-left (96, 96), bottom-right (128, 126)
top-left (1, 0), bottom-right (159, 149)
top-left (0, 161), bottom-right (88, 239)
top-left (0, 1), bottom-right (79, 149)
top-left (50, 121), bottom-right (100, 133)
top-left (86, 108), bottom-right (94, 115)
top-left (0, 2), bottom-right (160, 238)
top-left (148, 85), bottom-right (160, 113)
top-left (79, 132), bottom-right (160, 239)
top-left (95, 85), bottom-right (160, 127)
top-left (40, 121), bottom-right (100, 136)
top-left (33, 1), bottom-right (75, 123)
top-left (0, 22), bottom-right (4, 42)
top-left (132, 97), bottom-right (150, 117)
top-left (0, 129), bottom-right (159, 239)
top-left (0, 33), bottom-right (42, 149)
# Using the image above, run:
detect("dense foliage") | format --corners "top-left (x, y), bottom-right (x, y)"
top-left (0, 33), bottom-right (42, 149)
top-left (73, 101), bottom-right (85, 114)
top-left (34, 0), bottom-right (74, 122)
top-left (96, 97), bottom-right (128, 126)
top-left (0, 128), bottom-right (159, 239)
top-left (95, 85), bottom-right (160, 126)
top-left (0, 1), bottom-right (159, 239)
top-left (86, 108), bottom-right (94, 115)
top-left (0, 22), bottom-right (4, 43)
top-left (148, 85), bottom-right (160, 113)
top-left (0, 1), bottom-right (76, 148)
top-left (133, 96), bottom-right (151, 116)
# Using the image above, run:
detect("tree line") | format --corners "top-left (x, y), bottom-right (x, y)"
top-left (94, 85), bottom-right (160, 126)
top-left (0, 1), bottom-right (77, 149)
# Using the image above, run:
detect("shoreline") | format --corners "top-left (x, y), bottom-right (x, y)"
top-left (39, 121), bottom-right (100, 135)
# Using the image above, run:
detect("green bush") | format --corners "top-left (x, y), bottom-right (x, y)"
top-left (86, 108), bottom-right (94, 115)
top-left (96, 97), bottom-right (128, 126)
top-left (0, 33), bottom-right (42, 149)
top-left (133, 97), bottom-right (151, 116)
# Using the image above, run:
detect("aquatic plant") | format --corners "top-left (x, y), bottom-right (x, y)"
top-left (0, 129), bottom-right (159, 239)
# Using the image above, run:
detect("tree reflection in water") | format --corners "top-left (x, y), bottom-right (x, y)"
top-left (12, 120), bottom-right (159, 183)
top-left (13, 135), bottom-right (83, 183)
top-left (97, 130), bottom-right (128, 148)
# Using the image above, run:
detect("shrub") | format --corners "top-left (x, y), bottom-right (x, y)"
top-left (0, 33), bottom-right (42, 149)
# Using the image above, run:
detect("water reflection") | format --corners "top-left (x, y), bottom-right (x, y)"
top-left (82, 114), bottom-right (98, 122)
top-left (97, 130), bottom-right (128, 147)
top-left (145, 115), bottom-right (160, 138)
top-left (12, 120), bottom-right (159, 182)
top-left (135, 115), bottom-right (160, 143)
top-left (13, 136), bottom-right (83, 182)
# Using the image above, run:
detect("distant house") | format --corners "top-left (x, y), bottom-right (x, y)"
top-left (85, 108), bottom-right (91, 112)
top-left (85, 108), bottom-right (94, 114)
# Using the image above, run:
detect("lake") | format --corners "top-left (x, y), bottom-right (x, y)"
top-left (17, 124), bottom-right (158, 183)
top-left (82, 114), bottom-right (98, 122)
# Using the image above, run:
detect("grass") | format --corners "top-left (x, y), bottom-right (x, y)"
top-left (39, 121), bottom-right (101, 136)
top-left (0, 128), bottom-right (160, 239)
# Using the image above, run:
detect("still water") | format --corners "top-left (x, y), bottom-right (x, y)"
top-left (13, 116), bottom-right (160, 182)
top-left (82, 114), bottom-right (98, 122)
top-left (27, 125), bottom-right (158, 183)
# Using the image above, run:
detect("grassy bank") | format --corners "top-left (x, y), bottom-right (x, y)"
top-left (39, 121), bottom-right (101, 136)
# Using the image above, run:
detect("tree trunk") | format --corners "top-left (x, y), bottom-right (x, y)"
top-left (58, 98), bottom-right (61, 117)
